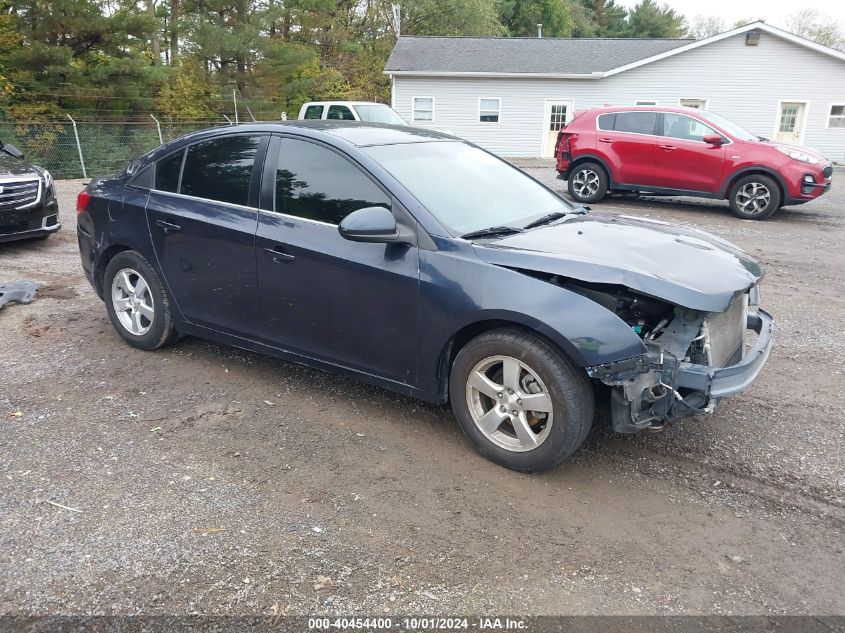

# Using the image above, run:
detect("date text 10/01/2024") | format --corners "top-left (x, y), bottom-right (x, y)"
top-left (307, 617), bottom-right (528, 630)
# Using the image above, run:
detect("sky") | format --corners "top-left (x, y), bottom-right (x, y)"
top-left (616, 0), bottom-right (845, 32)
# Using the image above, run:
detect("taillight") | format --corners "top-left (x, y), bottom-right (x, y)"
top-left (76, 190), bottom-right (91, 216)
top-left (555, 132), bottom-right (573, 158)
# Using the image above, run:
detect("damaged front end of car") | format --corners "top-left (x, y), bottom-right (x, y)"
top-left (577, 281), bottom-right (774, 432)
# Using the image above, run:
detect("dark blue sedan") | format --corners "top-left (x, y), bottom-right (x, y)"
top-left (76, 122), bottom-right (773, 472)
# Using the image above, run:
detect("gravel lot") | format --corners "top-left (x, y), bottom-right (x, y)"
top-left (1, 168), bottom-right (843, 616)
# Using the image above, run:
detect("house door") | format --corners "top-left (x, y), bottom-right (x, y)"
top-left (542, 100), bottom-right (573, 157)
top-left (775, 102), bottom-right (806, 143)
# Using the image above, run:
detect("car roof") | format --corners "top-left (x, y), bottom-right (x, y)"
top-left (302, 101), bottom-right (391, 107)
top-left (583, 105), bottom-right (708, 115)
top-left (152, 122), bottom-right (456, 159)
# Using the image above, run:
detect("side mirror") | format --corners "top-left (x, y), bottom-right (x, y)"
top-left (703, 134), bottom-right (724, 146)
top-left (2, 144), bottom-right (24, 159)
top-left (339, 206), bottom-right (410, 244)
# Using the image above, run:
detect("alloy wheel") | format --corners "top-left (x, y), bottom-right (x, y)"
top-left (572, 169), bottom-right (600, 198)
top-left (735, 182), bottom-right (771, 215)
top-left (465, 355), bottom-right (554, 452)
top-left (111, 267), bottom-right (155, 336)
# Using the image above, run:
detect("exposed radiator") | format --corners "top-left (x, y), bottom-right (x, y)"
top-left (702, 294), bottom-right (748, 367)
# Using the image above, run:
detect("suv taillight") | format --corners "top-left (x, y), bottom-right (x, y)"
top-left (555, 132), bottom-right (573, 159)
top-left (76, 191), bottom-right (91, 216)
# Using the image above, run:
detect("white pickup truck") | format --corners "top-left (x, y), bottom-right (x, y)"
top-left (297, 101), bottom-right (407, 125)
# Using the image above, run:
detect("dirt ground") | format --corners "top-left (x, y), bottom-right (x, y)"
top-left (0, 168), bottom-right (843, 616)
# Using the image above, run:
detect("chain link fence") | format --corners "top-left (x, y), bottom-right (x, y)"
top-left (0, 117), bottom-right (232, 179)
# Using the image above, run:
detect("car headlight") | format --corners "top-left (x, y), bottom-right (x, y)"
top-left (42, 169), bottom-right (54, 195)
top-left (774, 145), bottom-right (819, 164)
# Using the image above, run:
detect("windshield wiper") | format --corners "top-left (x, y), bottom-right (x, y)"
top-left (522, 208), bottom-right (587, 230)
top-left (461, 226), bottom-right (523, 240)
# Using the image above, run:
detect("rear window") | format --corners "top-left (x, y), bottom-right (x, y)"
top-left (180, 136), bottom-right (261, 206)
top-left (599, 112), bottom-right (658, 135)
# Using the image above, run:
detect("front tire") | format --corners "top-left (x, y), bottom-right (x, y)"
top-left (567, 162), bottom-right (609, 203)
top-left (449, 329), bottom-right (594, 472)
top-left (728, 174), bottom-right (781, 219)
top-left (104, 250), bottom-right (177, 350)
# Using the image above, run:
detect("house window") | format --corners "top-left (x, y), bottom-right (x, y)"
top-left (635, 100), bottom-right (657, 106)
top-left (680, 98), bottom-right (707, 109)
top-left (412, 97), bottom-right (434, 122)
top-left (828, 104), bottom-right (845, 128)
top-left (479, 98), bottom-right (500, 123)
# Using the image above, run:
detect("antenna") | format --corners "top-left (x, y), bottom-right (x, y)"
top-left (537, 23), bottom-right (542, 38)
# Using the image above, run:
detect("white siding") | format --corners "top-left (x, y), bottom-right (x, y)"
top-left (391, 31), bottom-right (845, 160)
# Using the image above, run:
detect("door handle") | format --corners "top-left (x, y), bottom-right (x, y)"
top-left (155, 219), bottom-right (182, 233)
top-left (263, 247), bottom-right (295, 263)
top-left (598, 137), bottom-right (614, 143)
top-left (659, 144), bottom-right (677, 151)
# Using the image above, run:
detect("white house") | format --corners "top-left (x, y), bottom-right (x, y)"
top-left (385, 22), bottom-right (845, 161)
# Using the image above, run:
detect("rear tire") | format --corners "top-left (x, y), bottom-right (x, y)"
top-left (104, 250), bottom-right (178, 350)
top-left (567, 162), bottom-right (609, 203)
top-left (728, 174), bottom-right (781, 220)
top-left (449, 328), bottom-right (594, 472)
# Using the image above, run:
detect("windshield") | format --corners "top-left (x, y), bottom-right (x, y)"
top-left (364, 142), bottom-right (574, 235)
top-left (355, 104), bottom-right (407, 125)
top-left (697, 110), bottom-right (758, 141)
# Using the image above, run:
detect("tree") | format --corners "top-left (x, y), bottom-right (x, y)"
top-left (573, 0), bottom-right (627, 37)
top-left (499, 0), bottom-right (574, 38)
top-left (400, 0), bottom-right (503, 36)
top-left (687, 14), bottom-right (725, 40)
top-left (786, 9), bottom-right (845, 50)
top-left (623, 0), bottom-right (686, 38)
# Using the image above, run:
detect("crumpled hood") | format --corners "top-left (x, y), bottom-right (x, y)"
top-left (473, 213), bottom-right (762, 312)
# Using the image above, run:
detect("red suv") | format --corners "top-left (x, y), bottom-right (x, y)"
top-left (555, 106), bottom-right (833, 219)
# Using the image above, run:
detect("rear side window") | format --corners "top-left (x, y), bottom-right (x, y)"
top-left (327, 105), bottom-right (356, 120)
top-left (275, 138), bottom-right (390, 225)
top-left (303, 105), bottom-right (323, 120)
top-left (180, 136), bottom-right (261, 206)
top-left (612, 112), bottom-right (658, 135)
top-left (155, 149), bottom-right (184, 192)
top-left (596, 113), bottom-right (615, 131)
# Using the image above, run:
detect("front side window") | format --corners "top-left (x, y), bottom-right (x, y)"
top-left (697, 110), bottom-right (758, 141)
top-left (479, 98), bottom-right (500, 123)
top-left (413, 97), bottom-right (434, 122)
top-left (364, 141), bottom-right (572, 236)
top-left (327, 105), bottom-right (355, 120)
top-left (155, 149), bottom-right (184, 192)
top-left (827, 104), bottom-right (845, 128)
top-left (662, 113), bottom-right (720, 142)
top-left (180, 136), bottom-right (261, 206)
top-left (614, 112), bottom-right (658, 135)
top-left (276, 138), bottom-right (390, 225)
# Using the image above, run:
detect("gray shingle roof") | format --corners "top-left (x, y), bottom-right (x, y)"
top-left (385, 36), bottom-right (693, 75)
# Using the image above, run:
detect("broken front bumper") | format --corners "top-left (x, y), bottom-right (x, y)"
top-left (590, 308), bottom-right (774, 433)
top-left (675, 309), bottom-right (774, 399)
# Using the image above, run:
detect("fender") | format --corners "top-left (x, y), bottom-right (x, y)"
top-left (563, 153), bottom-right (615, 184)
top-left (415, 245), bottom-right (647, 403)
top-left (720, 166), bottom-right (788, 198)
